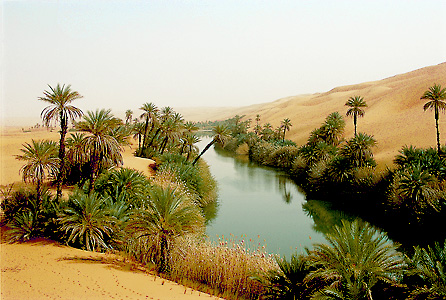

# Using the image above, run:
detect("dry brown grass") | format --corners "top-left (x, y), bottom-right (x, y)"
top-left (169, 235), bottom-right (278, 300)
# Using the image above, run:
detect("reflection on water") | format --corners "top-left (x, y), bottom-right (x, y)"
top-left (302, 200), bottom-right (354, 235)
top-left (199, 140), bottom-right (352, 256)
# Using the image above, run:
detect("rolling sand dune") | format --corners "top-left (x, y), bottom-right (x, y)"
top-left (178, 62), bottom-right (446, 167)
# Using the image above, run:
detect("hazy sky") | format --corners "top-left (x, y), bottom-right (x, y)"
top-left (2, 0), bottom-right (446, 125)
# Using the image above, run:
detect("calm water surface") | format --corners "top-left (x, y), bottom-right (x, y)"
top-left (198, 139), bottom-right (349, 257)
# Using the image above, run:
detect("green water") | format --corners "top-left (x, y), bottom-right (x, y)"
top-left (199, 140), bottom-right (351, 257)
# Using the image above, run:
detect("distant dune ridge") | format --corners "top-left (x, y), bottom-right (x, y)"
top-left (177, 62), bottom-right (446, 166)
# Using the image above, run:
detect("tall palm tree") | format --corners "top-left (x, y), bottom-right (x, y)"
top-left (76, 109), bottom-right (122, 191)
top-left (39, 83), bottom-right (83, 200)
top-left (16, 140), bottom-right (59, 207)
top-left (345, 96), bottom-right (367, 137)
top-left (125, 109), bottom-right (133, 125)
top-left (184, 134), bottom-right (201, 161)
top-left (126, 185), bottom-right (204, 272)
top-left (132, 121), bottom-right (145, 150)
top-left (421, 84), bottom-right (446, 153)
top-left (306, 219), bottom-right (405, 300)
top-left (146, 107), bottom-right (175, 152)
top-left (139, 102), bottom-right (159, 155)
top-left (158, 116), bottom-right (184, 154)
top-left (281, 118), bottom-right (292, 142)
top-left (192, 124), bottom-right (231, 165)
top-left (179, 121), bottom-right (199, 154)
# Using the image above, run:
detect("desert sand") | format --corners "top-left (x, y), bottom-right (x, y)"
top-left (177, 62), bottom-right (446, 167)
top-left (1, 239), bottom-right (221, 300)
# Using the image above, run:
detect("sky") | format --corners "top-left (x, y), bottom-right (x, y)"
top-left (2, 0), bottom-right (446, 126)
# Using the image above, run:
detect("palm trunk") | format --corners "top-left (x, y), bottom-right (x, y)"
top-left (354, 114), bottom-right (357, 137)
top-left (147, 128), bottom-right (161, 150)
top-left (88, 143), bottom-right (98, 193)
top-left (141, 117), bottom-right (149, 154)
top-left (56, 116), bottom-right (67, 200)
top-left (160, 137), bottom-right (168, 154)
top-left (192, 139), bottom-right (215, 165)
top-left (435, 108), bottom-right (441, 153)
top-left (36, 179), bottom-right (42, 210)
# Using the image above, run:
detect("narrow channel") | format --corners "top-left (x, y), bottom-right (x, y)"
top-left (198, 139), bottom-right (348, 257)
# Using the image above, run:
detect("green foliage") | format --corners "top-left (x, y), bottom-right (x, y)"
top-left (306, 219), bottom-right (405, 299)
top-left (254, 253), bottom-right (315, 299)
top-left (125, 185), bottom-right (205, 272)
top-left (58, 191), bottom-right (113, 251)
top-left (269, 146), bottom-right (300, 170)
top-left (2, 187), bottom-right (59, 242)
top-left (94, 168), bottom-right (149, 207)
top-left (407, 239), bottom-right (446, 299)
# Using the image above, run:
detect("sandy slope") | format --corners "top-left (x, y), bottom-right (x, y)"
top-left (178, 62), bottom-right (446, 167)
top-left (0, 239), bottom-right (221, 300)
top-left (0, 127), bottom-right (153, 187)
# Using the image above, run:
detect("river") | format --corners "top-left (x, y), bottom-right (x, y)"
top-left (197, 139), bottom-right (351, 257)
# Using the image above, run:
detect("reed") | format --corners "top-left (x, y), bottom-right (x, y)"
top-left (169, 235), bottom-right (278, 299)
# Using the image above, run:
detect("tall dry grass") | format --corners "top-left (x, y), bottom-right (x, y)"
top-left (169, 235), bottom-right (278, 300)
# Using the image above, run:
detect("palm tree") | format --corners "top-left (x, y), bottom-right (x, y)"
top-left (345, 96), bottom-right (367, 137)
top-left (306, 219), bottom-right (405, 300)
top-left (421, 84), bottom-right (446, 153)
top-left (184, 134), bottom-right (201, 161)
top-left (394, 165), bottom-right (442, 214)
top-left (132, 121), bottom-right (145, 150)
top-left (139, 102), bottom-right (159, 155)
top-left (408, 239), bottom-right (446, 299)
top-left (39, 83), bottom-right (83, 200)
top-left (59, 191), bottom-right (113, 251)
top-left (126, 185), bottom-right (204, 272)
top-left (125, 109), bottom-right (133, 125)
top-left (146, 107), bottom-right (176, 152)
top-left (179, 121), bottom-right (199, 154)
top-left (65, 133), bottom-right (88, 183)
top-left (281, 118), bottom-right (292, 142)
top-left (16, 140), bottom-right (59, 207)
top-left (192, 124), bottom-right (231, 165)
top-left (340, 132), bottom-right (377, 168)
top-left (94, 168), bottom-right (149, 206)
top-left (158, 115), bottom-right (184, 154)
top-left (255, 253), bottom-right (314, 299)
top-left (75, 109), bottom-right (122, 191)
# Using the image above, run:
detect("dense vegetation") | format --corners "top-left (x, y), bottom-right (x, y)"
top-left (2, 83), bottom-right (446, 299)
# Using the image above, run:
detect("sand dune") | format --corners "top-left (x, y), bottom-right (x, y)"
top-left (0, 127), bottom-right (153, 187)
top-left (178, 62), bottom-right (446, 166)
top-left (1, 239), bottom-right (222, 300)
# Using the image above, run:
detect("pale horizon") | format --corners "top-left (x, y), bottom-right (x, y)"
top-left (2, 1), bottom-right (446, 126)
